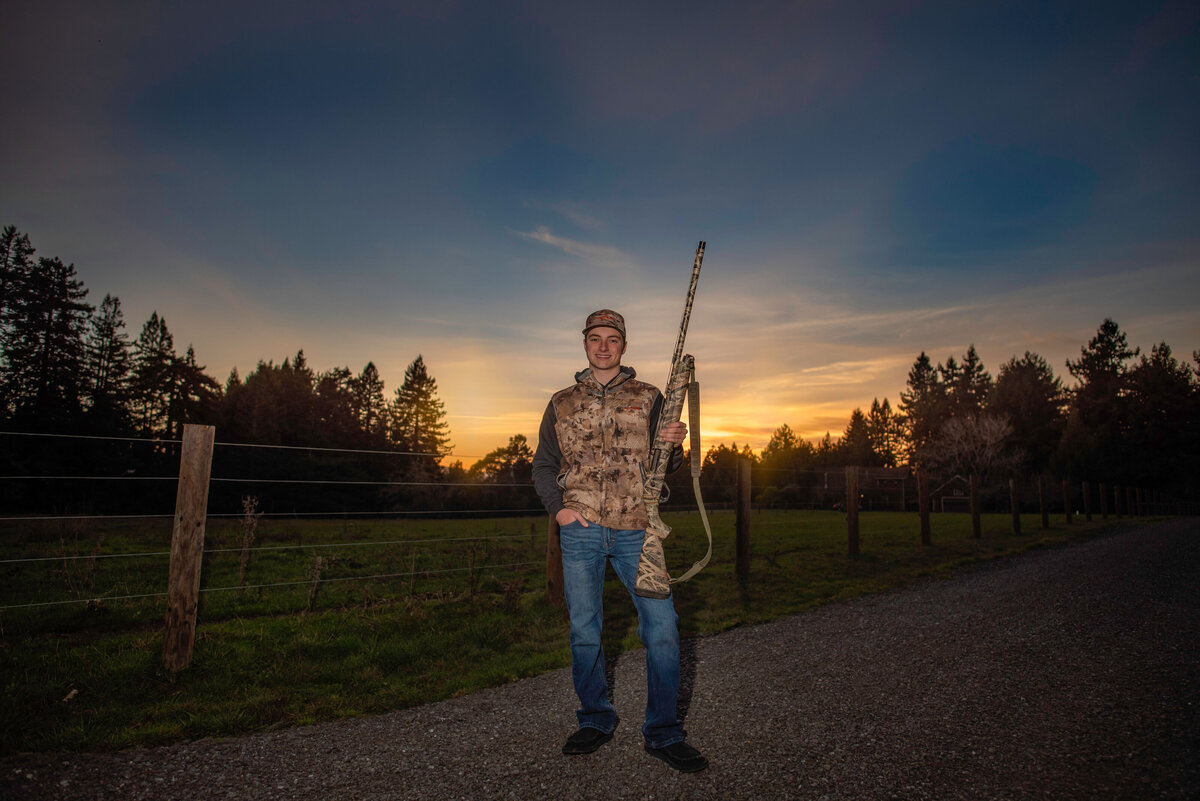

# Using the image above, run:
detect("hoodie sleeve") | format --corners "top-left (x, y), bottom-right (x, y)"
top-left (531, 400), bottom-right (565, 518)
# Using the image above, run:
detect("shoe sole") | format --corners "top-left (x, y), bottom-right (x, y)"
top-left (644, 747), bottom-right (709, 773)
top-left (562, 730), bottom-right (613, 755)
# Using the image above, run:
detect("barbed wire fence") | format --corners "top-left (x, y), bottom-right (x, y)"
top-left (3, 427), bottom-right (1191, 668)
top-left (0, 427), bottom-right (559, 666)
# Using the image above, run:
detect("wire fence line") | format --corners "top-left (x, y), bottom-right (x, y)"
top-left (1, 429), bottom-right (446, 458)
top-left (2, 426), bottom-right (557, 624)
top-left (0, 560), bottom-right (545, 611)
top-left (0, 475), bottom-right (534, 488)
top-left (0, 530), bottom-right (540, 565)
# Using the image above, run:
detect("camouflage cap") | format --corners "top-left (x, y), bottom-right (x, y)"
top-left (582, 309), bottom-right (626, 338)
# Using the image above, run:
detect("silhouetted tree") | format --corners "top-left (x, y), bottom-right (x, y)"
top-left (988, 352), bottom-right (1063, 476)
top-left (389, 355), bottom-right (452, 480)
top-left (469, 434), bottom-right (534, 483)
top-left (129, 312), bottom-right (175, 435)
top-left (1059, 319), bottom-right (1138, 481)
top-left (349, 361), bottom-right (388, 444)
top-left (83, 294), bottom-right (133, 432)
top-left (866, 398), bottom-right (903, 467)
top-left (840, 408), bottom-right (877, 466)
top-left (899, 351), bottom-right (943, 465)
top-left (1125, 342), bottom-right (1198, 493)
top-left (1, 255), bottom-right (92, 427)
top-left (923, 414), bottom-right (1015, 482)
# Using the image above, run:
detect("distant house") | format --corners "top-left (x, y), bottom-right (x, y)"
top-left (819, 466), bottom-right (911, 511)
top-left (931, 474), bottom-right (971, 512)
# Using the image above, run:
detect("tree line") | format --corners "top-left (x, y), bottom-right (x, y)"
top-left (712, 324), bottom-right (1199, 507)
top-left (0, 225), bottom-right (473, 514)
top-left (3, 223), bottom-right (1196, 514)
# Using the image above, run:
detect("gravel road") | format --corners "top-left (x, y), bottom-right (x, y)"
top-left (4, 519), bottom-right (1197, 801)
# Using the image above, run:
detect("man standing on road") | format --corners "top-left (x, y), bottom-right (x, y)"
top-left (532, 309), bottom-right (708, 773)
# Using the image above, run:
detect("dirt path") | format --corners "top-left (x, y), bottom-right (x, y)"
top-left (4, 519), bottom-right (1198, 800)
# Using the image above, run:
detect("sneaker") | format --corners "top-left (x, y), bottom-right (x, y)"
top-left (562, 727), bottom-right (613, 755)
top-left (644, 740), bottom-right (708, 772)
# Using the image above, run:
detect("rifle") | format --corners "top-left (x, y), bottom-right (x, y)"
top-left (634, 241), bottom-right (713, 599)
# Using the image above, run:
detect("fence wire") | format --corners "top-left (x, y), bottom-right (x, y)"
top-left (0, 560), bottom-right (544, 611)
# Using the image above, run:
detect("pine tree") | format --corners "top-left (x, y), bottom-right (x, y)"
top-left (130, 312), bottom-right (176, 435)
top-left (389, 355), bottom-right (453, 478)
top-left (0, 226), bottom-right (35, 344)
top-left (955, 345), bottom-right (992, 416)
top-left (1, 255), bottom-right (92, 426)
top-left (899, 351), bottom-right (943, 465)
top-left (840, 408), bottom-right (876, 466)
top-left (349, 361), bottom-right (387, 442)
top-left (989, 351), bottom-right (1063, 475)
top-left (83, 294), bottom-right (133, 432)
top-left (1059, 319), bottom-right (1138, 480)
top-left (168, 345), bottom-right (221, 438)
top-left (866, 398), bottom-right (903, 468)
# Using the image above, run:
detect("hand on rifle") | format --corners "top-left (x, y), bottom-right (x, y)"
top-left (659, 421), bottom-right (687, 446)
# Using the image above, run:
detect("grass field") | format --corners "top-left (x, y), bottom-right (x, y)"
top-left (0, 508), bottom-right (1140, 754)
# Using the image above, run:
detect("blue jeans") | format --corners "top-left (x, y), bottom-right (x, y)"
top-left (559, 520), bottom-right (683, 748)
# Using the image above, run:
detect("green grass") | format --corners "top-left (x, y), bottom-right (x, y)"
top-left (0, 509), bottom-right (1144, 754)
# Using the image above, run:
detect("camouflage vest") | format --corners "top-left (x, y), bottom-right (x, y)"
top-left (551, 367), bottom-right (660, 530)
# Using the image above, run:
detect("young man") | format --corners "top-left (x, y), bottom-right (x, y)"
top-left (532, 309), bottom-right (708, 773)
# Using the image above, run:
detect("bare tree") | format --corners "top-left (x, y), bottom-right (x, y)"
top-left (923, 414), bottom-right (1016, 482)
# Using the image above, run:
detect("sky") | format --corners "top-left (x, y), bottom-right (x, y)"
top-left (3, 0), bottom-right (1198, 464)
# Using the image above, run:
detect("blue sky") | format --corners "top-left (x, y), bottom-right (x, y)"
top-left (3, 0), bottom-right (1197, 462)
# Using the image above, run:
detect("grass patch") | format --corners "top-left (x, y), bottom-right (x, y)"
top-left (0, 509), bottom-right (1143, 753)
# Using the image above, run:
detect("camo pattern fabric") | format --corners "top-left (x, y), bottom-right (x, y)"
top-left (551, 367), bottom-right (661, 530)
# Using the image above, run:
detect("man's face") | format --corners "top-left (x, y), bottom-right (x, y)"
top-left (584, 326), bottom-right (627, 372)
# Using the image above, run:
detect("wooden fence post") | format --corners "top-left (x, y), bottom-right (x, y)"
top-left (1038, 477), bottom-right (1049, 529)
top-left (546, 516), bottom-right (563, 606)
top-left (1127, 486), bottom-right (1135, 518)
top-left (1136, 487), bottom-right (1145, 517)
top-left (1099, 482), bottom-right (1108, 519)
top-left (736, 456), bottom-right (751, 576)
top-left (917, 469), bottom-right (930, 546)
top-left (1010, 477), bottom-right (1022, 535)
top-left (1083, 481), bottom-right (1092, 522)
top-left (162, 424), bottom-right (216, 673)
top-left (1114, 484), bottom-right (1123, 518)
top-left (969, 474), bottom-right (981, 539)
top-left (846, 466), bottom-right (859, 558)
top-left (1062, 480), bottom-right (1073, 525)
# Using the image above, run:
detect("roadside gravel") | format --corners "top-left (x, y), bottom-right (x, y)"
top-left (4, 519), bottom-right (1197, 800)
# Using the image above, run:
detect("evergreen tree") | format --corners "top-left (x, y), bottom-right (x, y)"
top-left (759, 423), bottom-right (816, 490)
top-left (1059, 319), bottom-right (1138, 481)
top-left (954, 345), bottom-right (992, 416)
top-left (899, 351), bottom-right (943, 465)
top-left (1124, 342), bottom-right (1198, 493)
top-left (83, 294), bottom-right (133, 432)
top-left (0, 226), bottom-right (35, 350)
top-left (866, 398), bottom-right (903, 468)
top-left (167, 345), bottom-right (221, 438)
top-left (389, 355), bottom-right (453, 479)
top-left (989, 352), bottom-right (1063, 475)
top-left (1, 255), bottom-right (92, 427)
top-left (349, 361), bottom-right (387, 442)
top-left (840, 407), bottom-right (877, 466)
top-left (130, 312), bottom-right (176, 435)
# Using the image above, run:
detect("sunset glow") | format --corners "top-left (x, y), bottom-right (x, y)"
top-left (2, 3), bottom-right (1196, 466)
